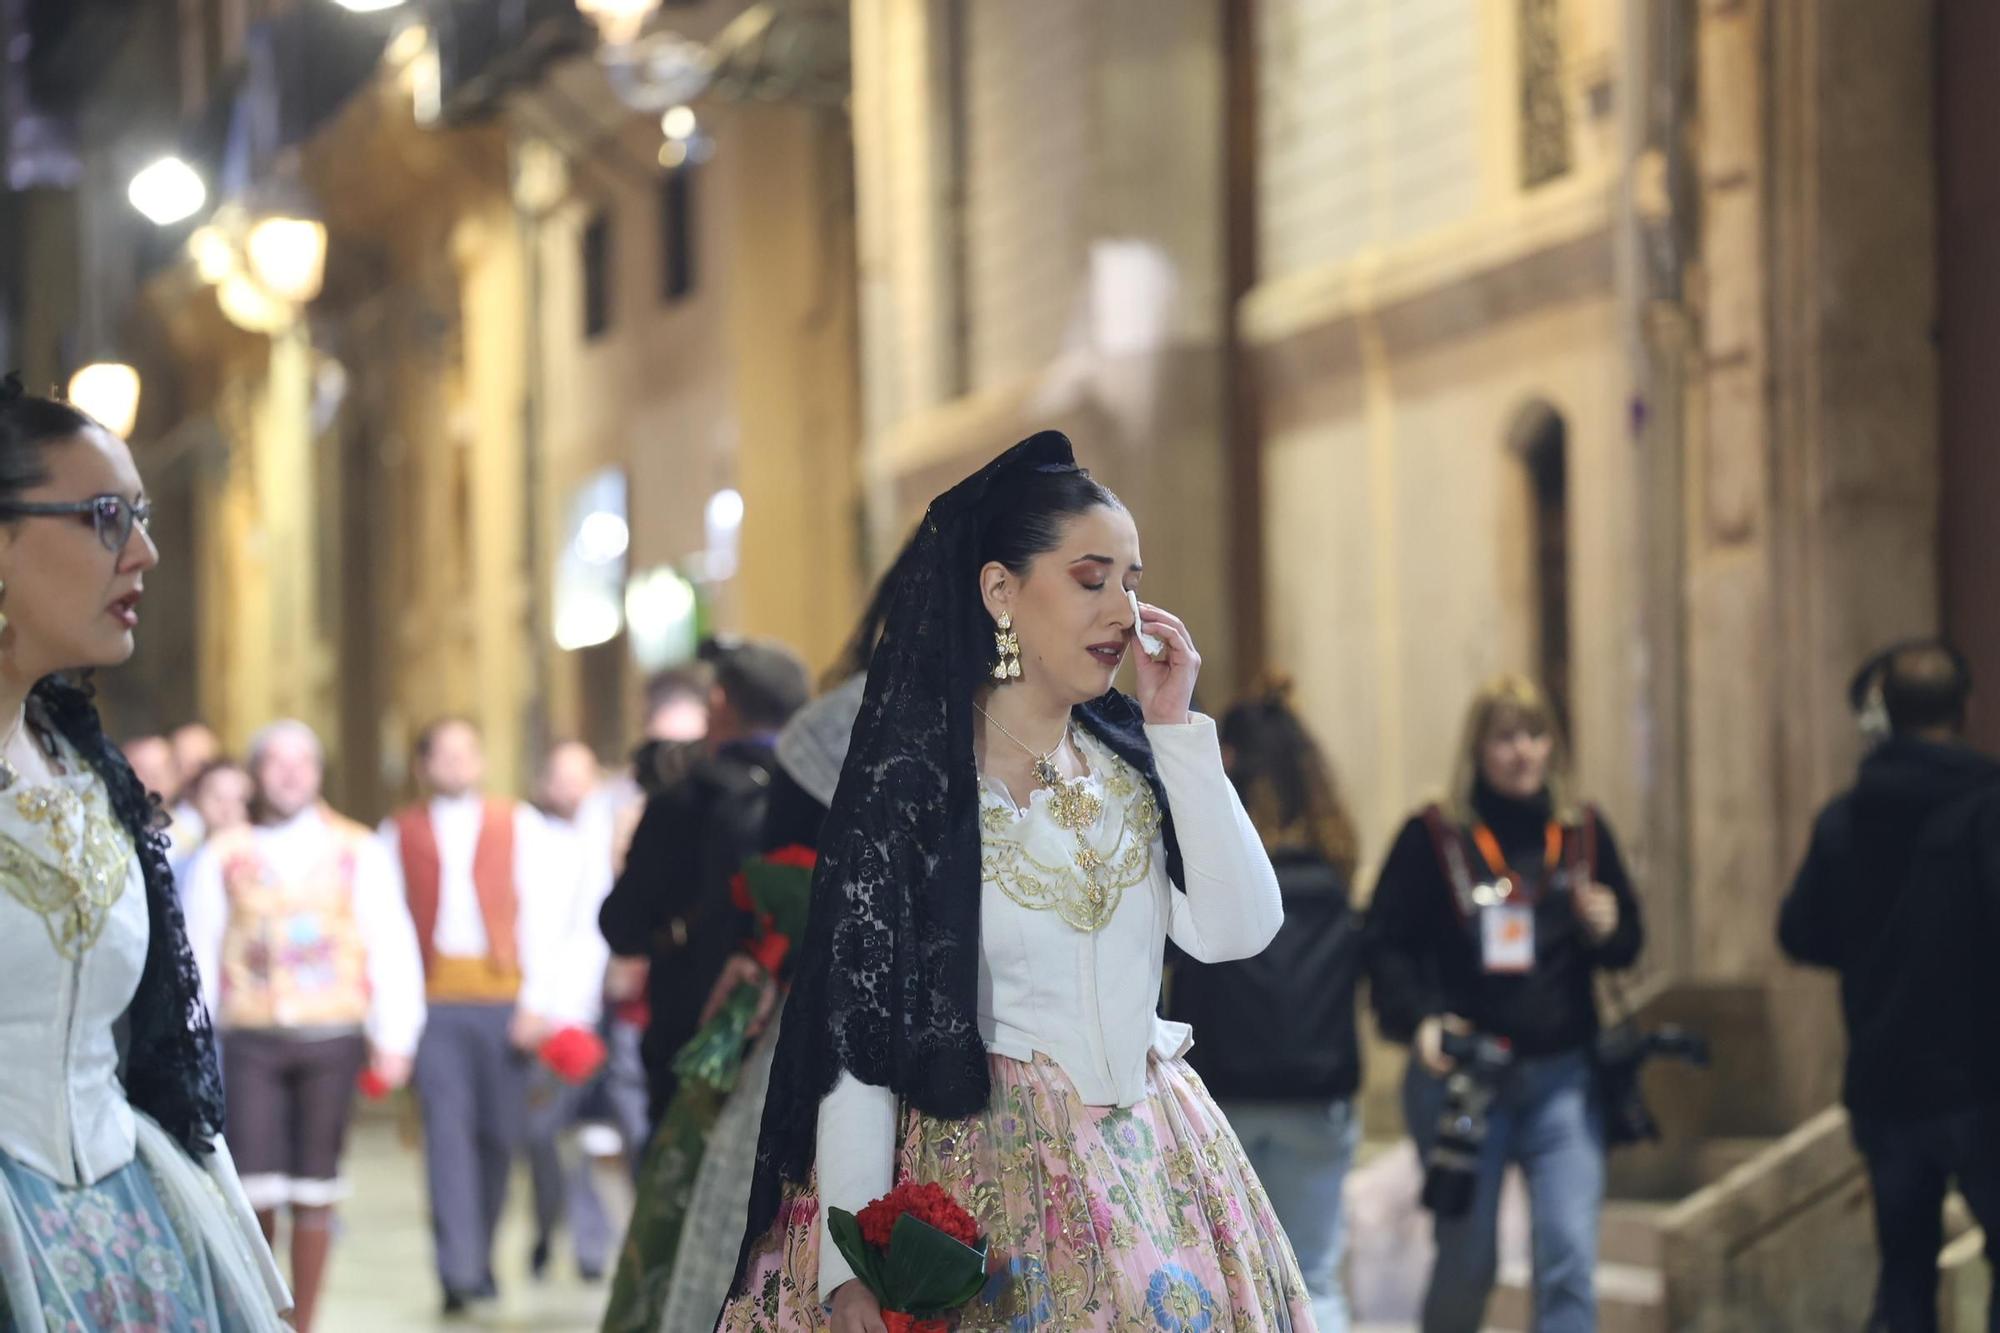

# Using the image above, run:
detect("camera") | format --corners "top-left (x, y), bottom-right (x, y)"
top-left (1420, 1030), bottom-right (1515, 1217)
top-left (1594, 1023), bottom-right (1710, 1146)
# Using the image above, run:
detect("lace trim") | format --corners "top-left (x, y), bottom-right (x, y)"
top-left (0, 781), bottom-right (132, 961)
top-left (979, 743), bottom-right (1162, 933)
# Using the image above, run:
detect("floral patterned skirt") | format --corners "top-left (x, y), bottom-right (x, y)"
top-left (719, 1051), bottom-right (1317, 1333)
top-left (0, 1122), bottom-right (288, 1333)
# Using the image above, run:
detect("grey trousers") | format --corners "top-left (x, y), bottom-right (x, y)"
top-left (525, 1067), bottom-right (613, 1273)
top-left (414, 1002), bottom-right (530, 1295)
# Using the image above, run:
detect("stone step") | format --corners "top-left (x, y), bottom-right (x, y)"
top-left (1600, 1199), bottom-right (1670, 1269)
top-left (1486, 1259), bottom-right (1666, 1333)
top-left (1696, 1136), bottom-right (1779, 1186)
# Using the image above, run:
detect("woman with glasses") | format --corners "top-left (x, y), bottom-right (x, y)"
top-left (0, 375), bottom-right (291, 1331)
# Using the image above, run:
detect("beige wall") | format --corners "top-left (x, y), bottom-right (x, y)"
top-left (849, 0), bottom-right (1240, 686)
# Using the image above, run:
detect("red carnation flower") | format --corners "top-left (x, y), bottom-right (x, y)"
top-left (854, 1182), bottom-right (981, 1251)
top-left (765, 844), bottom-right (819, 870)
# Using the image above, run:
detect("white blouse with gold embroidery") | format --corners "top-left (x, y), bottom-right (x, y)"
top-left (814, 714), bottom-right (1282, 1296)
top-left (0, 768), bottom-right (146, 1187)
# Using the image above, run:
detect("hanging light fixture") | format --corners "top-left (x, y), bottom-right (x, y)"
top-left (128, 156), bottom-right (207, 226)
top-left (577, 0), bottom-right (662, 47)
top-left (217, 272), bottom-right (292, 335)
top-left (245, 215), bottom-right (329, 305)
top-left (67, 364), bottom-right (142, 438)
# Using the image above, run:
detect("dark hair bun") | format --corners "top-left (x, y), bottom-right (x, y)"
top-left (0, 372), bottom-right (23, 403)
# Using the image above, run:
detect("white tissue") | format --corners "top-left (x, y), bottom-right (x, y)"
top-left (1128, 587), bottom-right (1166, 659)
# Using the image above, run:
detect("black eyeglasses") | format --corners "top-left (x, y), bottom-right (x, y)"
top-left (0, 495), bottom-right (153, 552)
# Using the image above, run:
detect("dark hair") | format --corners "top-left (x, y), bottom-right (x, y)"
top-left (645, 663), bottom-right (713, 714)
top-left (1879, 641), bottom-right (1972, 735)
top-left (186, 755), bottom-right (247, 799)
top-left (957, 466), bottom-right (1122, 681)
top-left (977, 466), bottom-right (1122, 577)
top-left (710, 638), bottom-right (812, 731)
top-left (1219, 676), bottom-right (1360, 879)
top-left (414, 714), bottom-right (480, 761)
top-left (0, 375), bottom-right (224, 1158)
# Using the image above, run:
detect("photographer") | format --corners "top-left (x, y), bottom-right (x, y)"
top-left (1365, 676), bottom-right (1643, 1333)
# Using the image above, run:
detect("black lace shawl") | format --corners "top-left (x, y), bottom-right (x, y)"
top-left (34, 675), bottom-right (226, 1159)
top-left (727, 432), bottom-right (1187, 1298)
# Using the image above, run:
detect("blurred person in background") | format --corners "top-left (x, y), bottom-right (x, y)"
top-left (606, 542), bottom-right (909, 1332)
top-left (523, 739), bottom-right (618, 1283)
top-left (170, 756), bottom-right (254, 887)
top-left (122, 731), bottom-right (179, 802)
top-left (1780, 642), bottom-right (2000, 1333)
top-left (183, 720), bottom-right (426, 1333)
top-left (380, 717), bottom-right (587, 1315)
top-left (1168, 677), bottom-right (1365, 1333)
top-left (590, 664), bottom-right (715, 1168)
top-left (171, 721), bottom-right (222, 836)
top-left (599, 639), bottom-right (811, 1127)
top-left (1366, 675), bottom-right (1644, 1333)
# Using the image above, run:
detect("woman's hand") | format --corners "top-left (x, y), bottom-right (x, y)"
top-left (1416, 1014), bottom-right (1472, 1076)
top-left (829, 1279), bottom-right (888, 1333)
top-left (1575, 881), bottom-right (1620, 943)
top-left (700, 952), bottom-right (780, 1037)
top-left (1131, 600), bottom-right (1200, 726)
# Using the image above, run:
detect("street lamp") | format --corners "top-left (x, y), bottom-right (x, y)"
top-left (128, 157), bottom-right (207, 226)
top-left (67, 364), bottom-right (141, 438)
top-left (245, 216), bottom-right (328, 305)
top-left (577, 0), bottom-right (661, 46)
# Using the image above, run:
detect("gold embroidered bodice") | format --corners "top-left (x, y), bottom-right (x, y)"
top-left (978, 732), bottom-right (1163, 933)
top-left (0, 778), bottom-right (133, 962)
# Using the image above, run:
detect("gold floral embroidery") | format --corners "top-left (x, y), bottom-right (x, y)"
top-left (980, 742), bottom-right (1162, 934)
top-left (0, 782), bottom-right (131, 961)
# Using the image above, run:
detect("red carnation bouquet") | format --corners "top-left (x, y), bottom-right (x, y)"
top-left (827, 1182), bottom-right (989, 1332)
top-left (671, 846), bottom-right (817, 1092)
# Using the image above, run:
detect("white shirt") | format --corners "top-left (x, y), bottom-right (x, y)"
top-left (375, 797), bottom-right (592, 1026)
top-left (182, 807), bottom-right (428, 1058)
top-left (814, 714), bottom-right (1282, 1295)
top-left (536, 810), bottom-right (614, 1028)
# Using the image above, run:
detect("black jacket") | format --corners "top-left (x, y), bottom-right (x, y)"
top-left (599, 738), bottom-right (781, 1117)
top-left (1778, 738), bottom-right (2000, 1118)
top-left (1365, 785), bottom-right (1644, 1059)
top-left (1169, 849), bottom-right (1362, 1101)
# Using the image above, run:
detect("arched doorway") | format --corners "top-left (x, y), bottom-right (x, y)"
top-left (1509, 400), bottom-right (1571, 730)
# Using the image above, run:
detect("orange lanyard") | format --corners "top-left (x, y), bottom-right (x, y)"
top-left (1470, 821), bottom-right (1564, 903)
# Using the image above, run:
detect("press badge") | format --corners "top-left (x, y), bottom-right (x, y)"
top-left (1481, 904), bottom-right (1536, 973)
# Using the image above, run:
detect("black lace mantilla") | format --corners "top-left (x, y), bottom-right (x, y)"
top-left (728, 432), bottom-right (1186, 1300)
top-left (34, 676), bottom-right (226, 1159)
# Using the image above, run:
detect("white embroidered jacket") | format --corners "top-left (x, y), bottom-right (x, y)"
top-left (0, 769), bottom-right (147, 1186)
top-left (815, 714), bottom-right (1282, 1295)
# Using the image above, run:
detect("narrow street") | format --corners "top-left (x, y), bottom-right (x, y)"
top-left (318, 1108), bottom-right (612, 1333)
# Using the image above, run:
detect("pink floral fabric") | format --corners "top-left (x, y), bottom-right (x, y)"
top-left (720, 1052), bottom-right (1317, 1332)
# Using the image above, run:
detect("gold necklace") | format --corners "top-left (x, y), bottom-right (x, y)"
top-left (977, 704), bottom-right (1070, 790)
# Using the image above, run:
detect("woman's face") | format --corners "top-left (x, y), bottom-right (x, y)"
top-left (1479, 711), bottom-right (1554, 800)
top-left (982, 504), bottom-right (1144, 707)
top-left (193, 766), bottom-right (253, 836)
top-left (0, 428), bottom-right (158, 682)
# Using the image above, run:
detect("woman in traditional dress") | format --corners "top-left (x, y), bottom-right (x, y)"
top-left (719, 431), bottom-right (1317, 1332)
top-left (0, 376), bottom-right (291, 1331)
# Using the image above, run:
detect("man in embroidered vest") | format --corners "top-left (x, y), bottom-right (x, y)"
top-left (183, 720), bottom-right (426, 1333)
top-left (381, 716), bottom-right (576, 1315)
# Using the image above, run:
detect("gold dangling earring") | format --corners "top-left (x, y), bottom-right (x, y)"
top-left (993, 612), bottom-right (1022, 681)
top-left (0, 578), bottom-right (9, 637)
